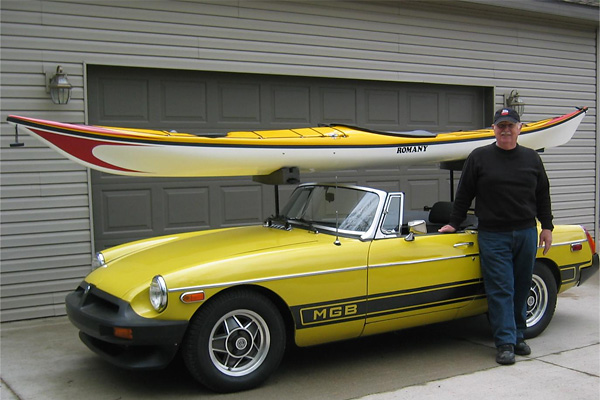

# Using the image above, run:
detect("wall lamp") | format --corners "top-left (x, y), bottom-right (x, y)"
top-left (505, 90), bottom-right (525, 117)
top-left (47, 66), bottom-right (72, 105)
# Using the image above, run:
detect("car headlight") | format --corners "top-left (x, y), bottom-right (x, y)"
top-left (91, 252), bottom-right (105, 270)
top-left (149, 275), bottom-right (168, 312)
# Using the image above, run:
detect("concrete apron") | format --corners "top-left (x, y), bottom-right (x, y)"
top-left (1, 274), bottom-right (598, 400)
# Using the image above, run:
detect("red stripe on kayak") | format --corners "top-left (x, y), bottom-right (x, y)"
top-left (31, 128), bottom-right (142, 173)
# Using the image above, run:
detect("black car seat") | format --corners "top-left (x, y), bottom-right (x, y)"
top-left (427, 201), bottom-right (454, 232)
top-left (427, 201), bottom-right (478, 232)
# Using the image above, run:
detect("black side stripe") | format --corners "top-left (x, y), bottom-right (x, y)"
top-left (366, 280), bottom-right (485, 319)
top-left (559, 261), bottom-right (593, 284)
top-left (290, 279), bottom-right (485, 329)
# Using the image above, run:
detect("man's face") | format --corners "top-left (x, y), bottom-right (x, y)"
top-left (493, 121), bottom-right (522, 150)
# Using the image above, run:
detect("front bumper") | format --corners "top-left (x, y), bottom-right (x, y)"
top-left (65, 282), bottom-right (188, 369)
top-left (579, 253), bottom-right (599, 286)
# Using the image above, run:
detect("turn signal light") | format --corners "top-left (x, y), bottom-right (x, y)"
top-left (571, 243), bottom-right (583, 252)
top-left (113, 327), bottom-right (133, 340)
top-left (181, 291), bottom-right (205, 303)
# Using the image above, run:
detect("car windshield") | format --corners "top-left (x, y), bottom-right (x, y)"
top-left (281, 185), bottom-right (380, 234)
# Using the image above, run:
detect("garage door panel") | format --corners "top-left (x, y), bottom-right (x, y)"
top-left (217, 82), bottom-right (261, 123)
top-left (447, 92), bottom-right (478, 127)
top-left (163, 186), bottom-right (211, 231)
top-left (320, 87), bottom-right (357, 123)
top-left (161, 79), bottom-right (207, 122)
top-left (101, 189), bottom-right (154, 234)
top-left (407, 179), bottom-right (441, 210)
top-left (407, 91), bottom-right (440, 127)
top-left (271, 85), bottom-right (311, 123)
top-left (220, 185), bottom-right (263, 226)
top-left (97, 77), bottom-right (150, 122)
top-left (365, 89), bottom-right (399, 125)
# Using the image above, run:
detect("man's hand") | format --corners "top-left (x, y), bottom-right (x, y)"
top-left (539, 229), bottom-right (552, 255)
top-left (438, 224), bottom-right (456, 233)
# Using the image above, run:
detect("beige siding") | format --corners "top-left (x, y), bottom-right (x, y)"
top-left (0, 0), bottom-right (597, 321)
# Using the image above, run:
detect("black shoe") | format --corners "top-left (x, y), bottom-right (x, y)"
top-left (515, 340), bottom-right (531, 356)
top-left (496, 344), bottom-right (515, 365)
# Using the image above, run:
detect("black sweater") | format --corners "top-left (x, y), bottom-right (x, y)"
top-left (449, 143), bottom-right (554, 232)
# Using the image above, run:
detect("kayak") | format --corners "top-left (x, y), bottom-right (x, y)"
top-left (7, 107), bottom-right (587, 177)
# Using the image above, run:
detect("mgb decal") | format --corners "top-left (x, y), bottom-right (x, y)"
top-left (293, 299), bottom-right (368, 328)
top-left (312, 303), bottom-right (358, 320)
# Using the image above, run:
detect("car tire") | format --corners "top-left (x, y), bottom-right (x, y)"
top-left (524, 262), bottom-right (558, 339)
top-left (182, 289), bottom-right (286, 392)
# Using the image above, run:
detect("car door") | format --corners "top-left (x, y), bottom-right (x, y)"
top-left (363, 193), bottom-right (485, 336)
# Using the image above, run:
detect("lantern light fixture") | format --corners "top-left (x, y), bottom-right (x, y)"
top-left (47, 66), bottom-right (72, 105)
top-left (505, 90), bottom-right (526, 117)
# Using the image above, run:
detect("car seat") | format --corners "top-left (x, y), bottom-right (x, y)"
top-left (427, 201), bottom-right (453, 232)
top-left (427, 201), bottom-right (478, 232)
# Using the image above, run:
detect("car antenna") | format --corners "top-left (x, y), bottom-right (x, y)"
top-left (334, 176), bottom-right (341, 246)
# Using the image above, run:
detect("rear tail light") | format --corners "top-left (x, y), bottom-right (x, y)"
top-left (582, 226), bottom-right (596, 255)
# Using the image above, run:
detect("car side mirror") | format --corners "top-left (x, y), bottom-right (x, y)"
top-left (404, 220), bottom-right (427, 242)
top-left (408, 220), bottom-right (427, 234)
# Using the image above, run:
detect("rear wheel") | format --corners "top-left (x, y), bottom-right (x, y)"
top-left (524, 262), bottom-right (557, 338)
top-left (182, 289), bottom-right (286, 392)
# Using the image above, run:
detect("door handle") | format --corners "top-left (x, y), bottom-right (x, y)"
top-left (453, 242), bottom-right (474, 248)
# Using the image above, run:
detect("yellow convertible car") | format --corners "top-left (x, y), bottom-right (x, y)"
top-left (66, 183), bottom-right (598, 392)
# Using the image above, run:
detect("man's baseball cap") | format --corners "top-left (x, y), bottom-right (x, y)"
top-left (493, 108), bottom-right (520, 124)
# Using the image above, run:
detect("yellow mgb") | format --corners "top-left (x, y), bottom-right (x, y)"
top-left (66, 183), bottom-right (598, 392)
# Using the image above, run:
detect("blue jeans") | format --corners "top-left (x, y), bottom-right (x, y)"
top-left (478, 227), bottom-right (537, 347)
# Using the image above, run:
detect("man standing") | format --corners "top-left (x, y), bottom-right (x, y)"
top-left (438, 108), bottom-right (553, 365)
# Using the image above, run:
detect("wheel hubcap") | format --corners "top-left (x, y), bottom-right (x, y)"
top-left (228, 330), bottom-right (252, 356)
top-left (209, 310), bottom-right (271, 377)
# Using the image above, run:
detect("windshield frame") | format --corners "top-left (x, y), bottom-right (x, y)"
top-left (280, 183), bottom-right (388, 240)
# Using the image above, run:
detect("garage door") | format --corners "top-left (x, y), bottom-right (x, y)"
top-left (87, 65), bottom-right (486, 249)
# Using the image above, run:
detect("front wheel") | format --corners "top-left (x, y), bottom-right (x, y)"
top-left (182, 289), bottom-right (286, 392)
top-left (524, 262), bottom-right (558, 339)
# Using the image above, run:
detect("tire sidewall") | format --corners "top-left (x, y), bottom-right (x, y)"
top-left (183, 290), bottom-right (286, 392)
top-left (524, 262), bottom-right (558, 339)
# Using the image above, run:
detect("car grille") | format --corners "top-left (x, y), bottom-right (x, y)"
top-left (74, 283), bottom-right (120, 314)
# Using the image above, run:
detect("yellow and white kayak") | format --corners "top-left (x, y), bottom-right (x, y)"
top-left (7, 107), bottom-right (587, 177)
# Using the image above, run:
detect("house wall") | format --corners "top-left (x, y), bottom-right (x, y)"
top-left (1, 0), bottom-right (597, 321)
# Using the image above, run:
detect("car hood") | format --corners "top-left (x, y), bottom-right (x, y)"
top-left (85, 225), bottom-right (320, 300)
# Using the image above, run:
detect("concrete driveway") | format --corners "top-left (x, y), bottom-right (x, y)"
top-left (1, 274), bottom-right (598, 400)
